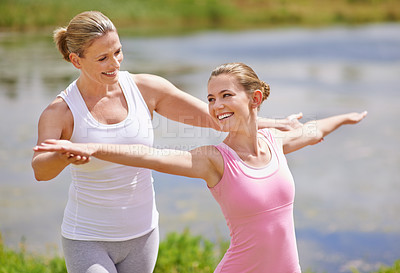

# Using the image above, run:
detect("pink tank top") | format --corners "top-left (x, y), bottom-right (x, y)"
top-left (210, 129), bottom-right (301, 273)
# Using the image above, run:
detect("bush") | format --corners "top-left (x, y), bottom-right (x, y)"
top-left (154, 228), bottom-right (227, 273)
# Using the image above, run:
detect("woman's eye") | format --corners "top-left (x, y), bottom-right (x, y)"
top-left (223, 93), bottom-right (231, 98)
top-left (98, 57), bottom-right (106, 61)
top-left (208, 98), bottom-right (215, 103)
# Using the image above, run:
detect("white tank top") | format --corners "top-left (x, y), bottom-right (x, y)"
top-left (58, 71), bottom-right (158, 241)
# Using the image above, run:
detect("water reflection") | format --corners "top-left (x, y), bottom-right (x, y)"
top-left (1, 24), bottom-right (400, 273)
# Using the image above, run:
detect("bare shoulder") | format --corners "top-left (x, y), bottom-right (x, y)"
top-left (192, 145), bottom-right (222, 158)
top-left (40, 97), bottom-right (71, 121)
top-left (267, 128), bottom-right (285, 147)
top-left (132, 73), bottom-right (172, 91)
top-left (131, 73), bottom-right (153, 86)
top-left (131, 73), bottom-right (175, 112)
top-left (192, 145), bottom-right (224, 187)
top-left (38, 96), bottom-right (73, 141)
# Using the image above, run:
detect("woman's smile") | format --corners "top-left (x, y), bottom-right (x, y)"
top-left (102, 70), bottom-right (119, 77)
top-left (217, 112), bottom-right (234, 120)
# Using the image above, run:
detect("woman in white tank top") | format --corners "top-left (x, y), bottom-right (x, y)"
top-left (31, 11), bottom-right (299, 273)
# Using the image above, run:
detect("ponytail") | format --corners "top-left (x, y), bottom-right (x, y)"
top-left (53, 27), bottom-right (71, 62)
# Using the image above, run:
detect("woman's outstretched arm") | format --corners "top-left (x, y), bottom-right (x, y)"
top-left (33, 140), bottom-right (222, 185)
top-left (277, 111), bottom-right (368, 154)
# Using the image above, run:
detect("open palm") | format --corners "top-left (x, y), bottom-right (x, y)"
top-left (34, 139), bottom-right (94, 158)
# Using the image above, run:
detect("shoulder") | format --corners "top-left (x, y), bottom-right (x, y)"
top-left (192, 145), bottom-right (222, 156)
top-left (133, 73), bottom-right (193, 114)
top-left (41, 96), bottom-right (71, 119)
top-left (128, 73), bottom-right (156, 112)
top-left (132, 73), bottom-right (183, 98)
top-left (192, 145), bottom-right (224, 188)
top-left (132, 73), bottom-right (173, 90)
top-left (258, 128), bottom-right (271, 138)
top-left (263, 128), bottom-right (284, 150)
top-left (38, 96), bottom-right (73, 140)
top-left (259, 128), bottom-right (276, 143)
top-left (130, 71), bottom-right (174, 92)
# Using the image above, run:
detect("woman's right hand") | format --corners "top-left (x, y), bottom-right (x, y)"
top-left (62, 150), bottom-right (91, 165)
top-left (34, 139), bottom-right (93, 163)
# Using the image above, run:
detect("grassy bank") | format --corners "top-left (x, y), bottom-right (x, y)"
top-left (1, 231), bottom-right (399, 273)
top-left (0, 0), bottom-right (399, 35)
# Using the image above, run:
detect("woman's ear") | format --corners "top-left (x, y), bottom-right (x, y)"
top-left (69, 53), bottom-right (81, 69)
top-left (251, 90), bottom-right (263, 108)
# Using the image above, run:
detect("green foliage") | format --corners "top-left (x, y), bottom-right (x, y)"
top-left (376, 260), bottom-right (400, 273)
top-left (351, 259), bottom-right (400, 273)
top-left (0, 0), bottom-right (399, 34)
top-left (1, 231), bottom-right (400, 273)
top-left (0, 234), bottom-right (67, 273)
top-left (154, 228), bottom-right (226, 273)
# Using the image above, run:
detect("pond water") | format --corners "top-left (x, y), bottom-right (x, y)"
top-left (1, 24), bottom-right (400, 273)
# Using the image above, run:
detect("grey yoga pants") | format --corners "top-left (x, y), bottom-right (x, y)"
top-left (61, 227), bottom-right (159, 273)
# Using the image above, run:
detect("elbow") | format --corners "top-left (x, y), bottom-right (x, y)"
top-left (303, 121), bottom-right (324, 146)
top-left (33, 169), bottom-right (55, 182)
top-left (310, 130), bottom-right (325, 145)
top-left (31, 160), bottom-right (52, 182)
top-left (34, 176), bottom-right (46, 182)
top-left (32, 167), bottom-right (49, 182)
top-left (34, 172), bottom-right (50, 182)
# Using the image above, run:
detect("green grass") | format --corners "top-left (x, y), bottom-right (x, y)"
top-left (351, 260), bottom-right (400, 273)
top-left (1, 231), bottom-right (400, 273)
top-left (0, 0), bottom-right (399, 35)
top-left (0, 234), bottom-right (67, 273)
top-left (154, 228), bottom-right (227, 273)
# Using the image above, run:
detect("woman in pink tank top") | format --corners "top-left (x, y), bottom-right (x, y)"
top-left (35, 62), bottom-right (367, 272)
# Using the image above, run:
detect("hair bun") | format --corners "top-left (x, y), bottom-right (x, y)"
top-left (53, 27), bottom-right (71, 62)
top-left (261, 81), bottom-right (270, 102)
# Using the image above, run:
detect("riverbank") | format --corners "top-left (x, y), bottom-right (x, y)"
top-left (1, 231), bottom-right (399, 273)
top-left (1, 0), bottom-right (399, 35)
top-left (1, 9), bottom-right (399, 273)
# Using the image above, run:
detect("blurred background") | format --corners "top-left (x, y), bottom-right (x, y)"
top-left (1, 1), bottom-right (400, 272)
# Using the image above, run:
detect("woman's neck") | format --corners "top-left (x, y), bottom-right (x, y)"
top-left (223, 119), bottom-right (273, 168)
top-left (76, 76), bottom-right (118, 98)
top-left (224, 117), bottom-right (260, 156)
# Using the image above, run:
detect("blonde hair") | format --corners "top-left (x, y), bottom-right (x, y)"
top-left (53, 11), bottom-right (116, 62)
top-left (209, 62), bottom-right (270, 107)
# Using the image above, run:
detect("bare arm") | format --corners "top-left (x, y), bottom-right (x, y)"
top-left (275, 111), bottom-right (368, 154)
top-left (258, 112), bottom-right (303, 131)
top-left (134, 73), bottom-right (219, 130)
top-left (134, 73), bottom-right (301, 131)
top-left (34, 140), bottom-right (223, 187)
top-left (31, 98), bottom-right (89, 181)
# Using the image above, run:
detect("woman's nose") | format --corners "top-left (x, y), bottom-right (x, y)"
top-left (111, 55), bottom-right (121, 68)
top-left (214, 100), bottom-right (224, 109)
